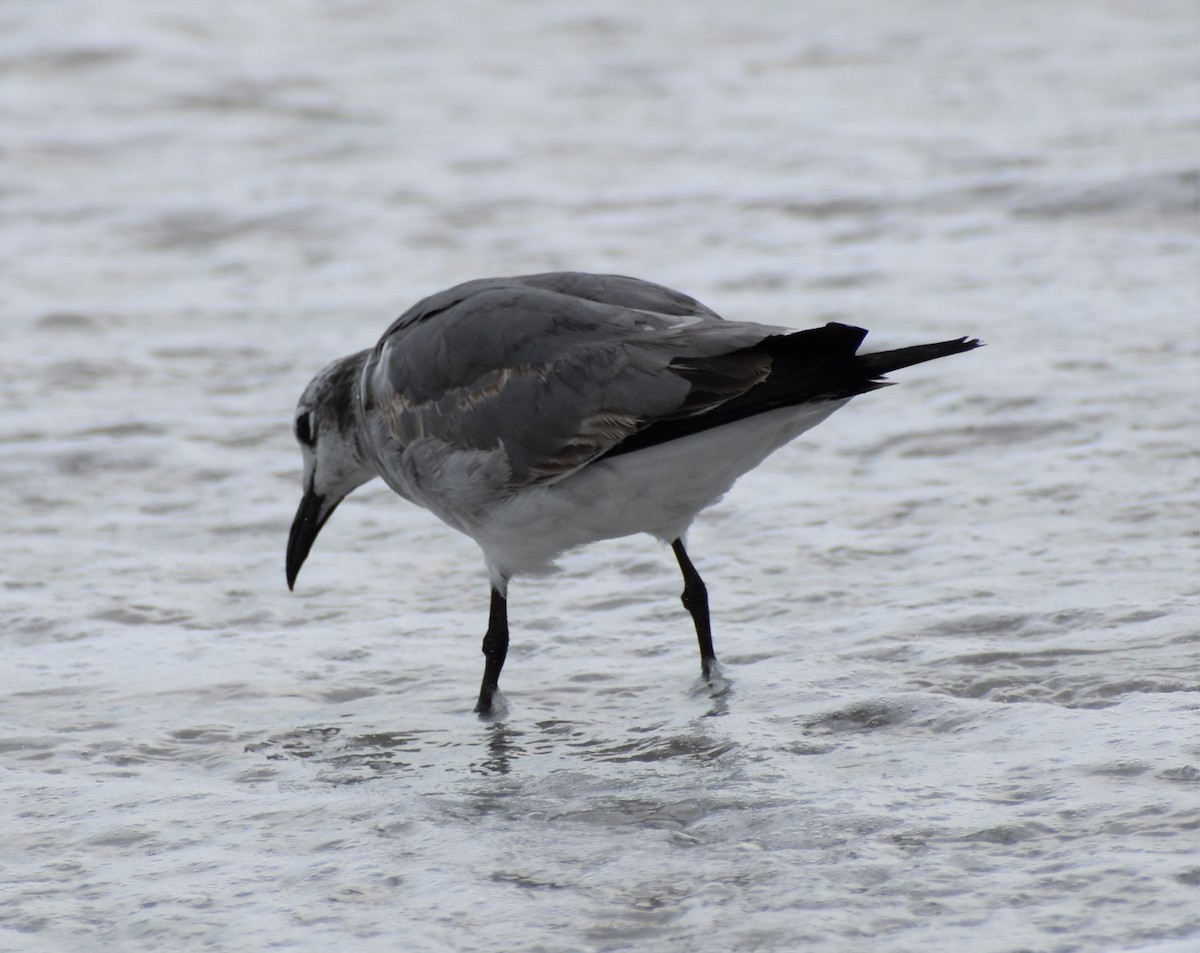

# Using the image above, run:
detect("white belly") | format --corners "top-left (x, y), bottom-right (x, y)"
top-left (469, 399), bottom-right (850, 582)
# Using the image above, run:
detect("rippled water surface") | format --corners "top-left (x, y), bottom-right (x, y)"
top-left (2, 2), bottom-right (1197, 951)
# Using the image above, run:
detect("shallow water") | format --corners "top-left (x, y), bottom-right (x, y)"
top-left (2, 1), bottom-right (1198, 951)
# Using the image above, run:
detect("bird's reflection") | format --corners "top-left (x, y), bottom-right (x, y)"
top-left (703, 686), bottom-right (733, 719)
top-left (473, 721), bottom-right (527, 776)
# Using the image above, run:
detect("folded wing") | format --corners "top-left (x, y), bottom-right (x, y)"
top-left (359, 273), bottom-right (964, 488)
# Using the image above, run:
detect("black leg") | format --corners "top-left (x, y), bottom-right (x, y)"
top-left (475, 587), bottom-right (509, 715)
top-left (671, 538), bottom-right (716, 679)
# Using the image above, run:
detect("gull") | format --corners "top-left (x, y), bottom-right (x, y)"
top-left (285, 272), bottom-right (980, 714)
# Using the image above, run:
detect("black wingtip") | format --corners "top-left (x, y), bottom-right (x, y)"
top-left (856, 335), bottom-right (983, 376)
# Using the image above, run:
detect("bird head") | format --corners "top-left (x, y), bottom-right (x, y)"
top-left (286, 351), bottom-right (377, 590)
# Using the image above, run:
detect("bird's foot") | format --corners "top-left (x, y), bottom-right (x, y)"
top-left (691, 659), bottom-right (731, 699)
top-left (474, 688), bottom-right (508, 720)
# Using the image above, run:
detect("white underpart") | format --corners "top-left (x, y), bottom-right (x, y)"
top-left (462, 399), bottom-right (849, 584)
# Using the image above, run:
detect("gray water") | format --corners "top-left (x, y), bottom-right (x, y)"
top-left (2, 2), bottom-right (1197, 951)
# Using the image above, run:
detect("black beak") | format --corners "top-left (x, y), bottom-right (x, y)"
top-left (286, 487), bottom-right (339, 591)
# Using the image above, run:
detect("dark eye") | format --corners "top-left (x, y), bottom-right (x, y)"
top-left (295, 412), bottom-right (314, 446)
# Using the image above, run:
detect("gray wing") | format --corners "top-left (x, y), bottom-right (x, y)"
top-left (361, 274), bottom-right (783, 487)
top-left (379, 272), bottom-right (723, 337)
